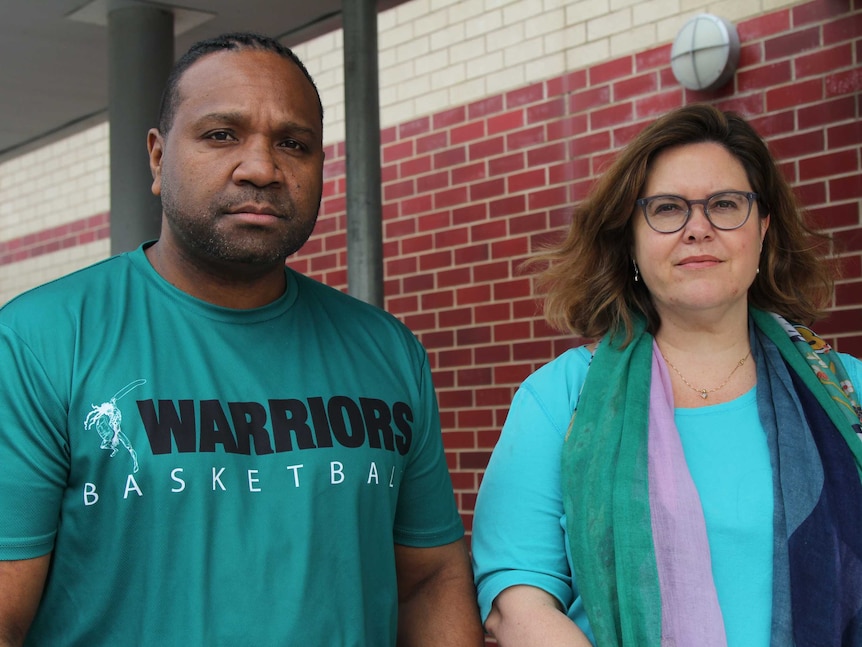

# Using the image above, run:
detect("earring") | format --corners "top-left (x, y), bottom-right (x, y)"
top-left (633, 259), bottom-right (639, 282)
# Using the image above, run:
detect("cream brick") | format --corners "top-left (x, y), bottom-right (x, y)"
top-left (415, 48), bottom-right (450, 76)
top-left (394, 0), bottom-right (431, 24)
top-left (566, 0), bottom-right (612, 26)
top-left (413, 7), bottom-right (450, 37)
top-left (466, 9), bottom-right (504, 38)
top-left (484, 0), bottom-right (520, 10)
top-left (503, 35), bottom-right (547, 67)
top-left (610, 23), bottom-right (659, 57)
top-left (485, 21), bottom-right (525, 51)
top-left (397, 72), bottom-right (432, 101)
top-left (502, 0), bottom-right (539, 25)
top-left (395, 35), bottom-right (431, 63)
top-left (466, 50), bottom-right (506, 80)
top-left (566, 38), bottom-right (612, 70)
top-left (611, 0), bottom-right (642, 9)
top-left (419, 87), bottom-right (454, 117)
top-left (633, 0), bottom-right (681, 25)
top-left (430, 22), bottom-right (467, 52)
top-left (525, 9), bottom-right (567, 39)
top-left (445, 0), bottom-right (486, 24)
top-left (449, 36), bottom-right (487, 64)
top-left (447, 76), bottom-right (490, 106)
top-left (543, 0), bottom-right (567, 9)
top-left (379, 21), bottom-right (415, 49)
top-left (485, 64), bottom-right (526, 96)
top-left (588, 8), bottom-right (634, 40)
top-left (546, 23), bottom-right (589, 55)
top-left (709, 0), bottom-right (766, 22)
top-left (525, 52), bottom-right (567, 83)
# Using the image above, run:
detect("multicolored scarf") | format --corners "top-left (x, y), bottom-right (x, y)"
top-left (562, 308), bottom-right (862, 646)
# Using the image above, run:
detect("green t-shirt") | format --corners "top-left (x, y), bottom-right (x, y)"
top-left (0, 244), bottom-right (463, 646)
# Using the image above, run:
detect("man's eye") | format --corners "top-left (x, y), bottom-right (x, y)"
top-left (279, 139), bottom-right (305, 151)
top-left (206, 131), bottom-right (235, 141)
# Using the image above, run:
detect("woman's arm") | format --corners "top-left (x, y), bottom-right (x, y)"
top-left (485, 585), bottom-right (592, 647)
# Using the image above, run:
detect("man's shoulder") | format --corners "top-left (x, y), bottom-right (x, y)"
top-left (1, 254), bottom-right (132, 320)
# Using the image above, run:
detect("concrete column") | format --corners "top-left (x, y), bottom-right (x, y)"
top-left (108, 5), bottom-right (173, 254)
top-left (342, 0), bottom-right (383, 307)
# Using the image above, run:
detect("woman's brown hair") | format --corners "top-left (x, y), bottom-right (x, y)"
top-left (531, 103), bottom-right (836, 343)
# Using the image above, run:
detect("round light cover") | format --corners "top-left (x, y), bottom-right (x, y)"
top-left (671, 14), bottom-right (740, 91)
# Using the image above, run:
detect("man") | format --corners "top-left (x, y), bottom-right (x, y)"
top-left (0, 33), bottom-right (483, 646)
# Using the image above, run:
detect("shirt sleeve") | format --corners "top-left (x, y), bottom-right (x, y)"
top-left (472, 348), bottom-right (592, 622)
top-left (0, 322), bottom-right (69, 559)
top-left (392, 340), bottom-right (464, 547)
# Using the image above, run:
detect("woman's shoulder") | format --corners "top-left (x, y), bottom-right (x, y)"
top-left (515, 345), bottom-right (594, 413)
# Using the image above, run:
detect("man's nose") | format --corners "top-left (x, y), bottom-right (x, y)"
top-left (232, 138), bottom-right (281, 187)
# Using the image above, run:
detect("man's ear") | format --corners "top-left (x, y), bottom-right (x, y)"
top-left (147, 128), bottom-right (164, 197)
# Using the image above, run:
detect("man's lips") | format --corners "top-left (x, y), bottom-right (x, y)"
top-left (225, 205), bottom-right (284, 224)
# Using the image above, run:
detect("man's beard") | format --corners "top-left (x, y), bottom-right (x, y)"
top-left (160, 186), bottom-right (320, 267)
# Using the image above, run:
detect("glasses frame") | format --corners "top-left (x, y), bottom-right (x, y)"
top-left (636, 191), bottom-right (759, 234)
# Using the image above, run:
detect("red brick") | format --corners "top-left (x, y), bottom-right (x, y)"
top-left (494, 277), bottom-right (532, 300)
top-left (766, 79), bottom-right (824, 111)
top-left (457, 285), bottom-right (492, 306)
top-left (549, 158), bottom-right (589, 186)
top-left (402, 273), bottom-right (434, 294)
top-left (510, 211), bottom-right (549, 236)
top-left (716, 95), bottom-right (765, 119)
top-left (470, 178), bottom-right (506, 201)
top-left (451, 121), bottom-right (487, 144)
top-left (570, 131), bottom-right (612, 157)
top-left (437, 350), bottom-right (469, 371)
top-left (765, 26), bottom-right (822, 60)
top-left (769, 129), bottom-right (825, 158)
top-left (416, 170), bottom-right (450, 194)
top-left (546, 69), bottom-right (587, 97)
top-left (454, 243), bottom-right (490, 265)
top-left (467, 95), bottom-right (504, 120)
top-left (416, 131), bottom-right (448, 153)
top-left (383, 179), bottom-right (415, 201)
top-left (635, 44), bottom-right (671, 72)
top-left (433, 146), bottom-right (467, 169)
top-left (506, 125), bottom-right (546, 151)
top-left (506, 82), bottom-right (545, 108)
top-left (590, 102), bottom-right (634, 130)
top-left (420, 290), bottom-right (455, 312)
top-left (472, 219), bottom-right (508, 242)
top-left (388, 295), bottom-right (418, 315)
top-left (487, 109), bottom-right (525, 135)
top-left (434, 186), bottom-right (468, 209)
top-left (737, 61), bottom-right (793, 92)
top-left (469, 136), bottom-right (505, 160)
top-left (438, 308), bottom-right (471, 331)
top-left (489, 152), bottom-right (526, 177)
top-left (475, 343), bottom-right (512, 364)
top-left (507, 168), bottom-right (546, 193)
top-left (749, 109), bottom-right (796, 138)
top-left (475, 386), bottom-right (517, 406)
top-left (513, 340), bottom-right (554, 361)
top-left (457, 367), bottom-right (493, 387)
top-left (380, 125), bottom-right (397, 145)
top-left (823, 12), bottom-right (862, 44)
top-left (799, 149), bottom-right (859, 181)
top-left (738, 42), bottom-right (764, 69)
top-left (381, 164), bottom-right (398, 183)
top-left (475, 303), bottom-right (511, 325)
top-left (452, 161), bottom-right (487, 186)
top-left (433, 106), bottom-right (466, 129)
top-left (453, 203), bottom-right (488, 225)
top-left (794, 180), bottom-right (828, 206)
top-left (529, 186), bottom-right (568, 210)
top-left (570, 86), bottom-right (611, 112)
top-left (419, 250), bottom-right (453, 272)
top-left (456, 324), bottom-right (491, 346)
top-left (809, 202), bottom-right (860, 229)
top-left (493, 362), bottom-right (533, 384)
top-left (826, 67), bottom-right (862, 98)
top-left (547, 114), bottom-right (588, 141)
top-left (400, 155), bottom-right (432, 178)
top-left (830, 176), bottom-right (862, 201)
top-left (385, 256), bottom-right (417, 276)
top-left (613, 72), bottom-right (659, 101)
top-left (494, 321), bottom-right (531, 343)
top-left (491, 236), bottom-right (528, 259)
top-left (398, 116), bottom-right (430, 139)
top-left (796, 44), bottom-right (853, 79)
top-left (798, 96), bottom-right (857, 129)
top-left (473, 260), bottom-right (510, 283)
top-left (827, 120), bottom-right (862, 147)
top-left (438, 266), bottom-right (472, 288)
top-left (435, 226), bottom-right (470, 249)
top-left (792, 0), bottom-right (853, 26)
top-left (382, 139), bottom-right (414, 164)
top-left (836, 280), bottom-right (862, 307)
top-left (489, 195), bottom-right (527, 218)
top-left (527, 97), bottom-right (566, 123)
top-left (401, 232), bottom-right (435, 255)
top-left (634, 89), bottom-right (684, 117)
top-left (422, 329), bottom-right (455, 349)
top-left (323, 158), bottom-right (345, 180)
top-left (401, 194), bottom-right (433, 217)
top-left (589, 57), bottom-right (633, 84)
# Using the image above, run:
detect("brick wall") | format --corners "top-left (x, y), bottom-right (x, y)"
top-left (287, 0), bottom-right (862, 547)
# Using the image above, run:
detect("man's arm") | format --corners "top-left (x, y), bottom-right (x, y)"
top-left (0, 555), bottom-right (50, 647)
top-left (394, 539), bottom-right (484, 647)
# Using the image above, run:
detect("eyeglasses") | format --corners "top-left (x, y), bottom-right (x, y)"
top-left (636, 191), bottom-right (759, 234)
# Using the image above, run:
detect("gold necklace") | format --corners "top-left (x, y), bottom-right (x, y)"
top-left (661, 350), bottom-right (751, 399)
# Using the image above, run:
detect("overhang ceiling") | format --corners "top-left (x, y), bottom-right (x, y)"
top-left (0, 0), bottom-right (402, 160)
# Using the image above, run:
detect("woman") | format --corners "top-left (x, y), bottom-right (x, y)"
top-left (472, 104), bottom-right (862, 646)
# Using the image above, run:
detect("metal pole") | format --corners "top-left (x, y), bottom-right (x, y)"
top-left (108, 5), bottom-right (173, 254)
top-left (342, 0), bottom-right (383, 307)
